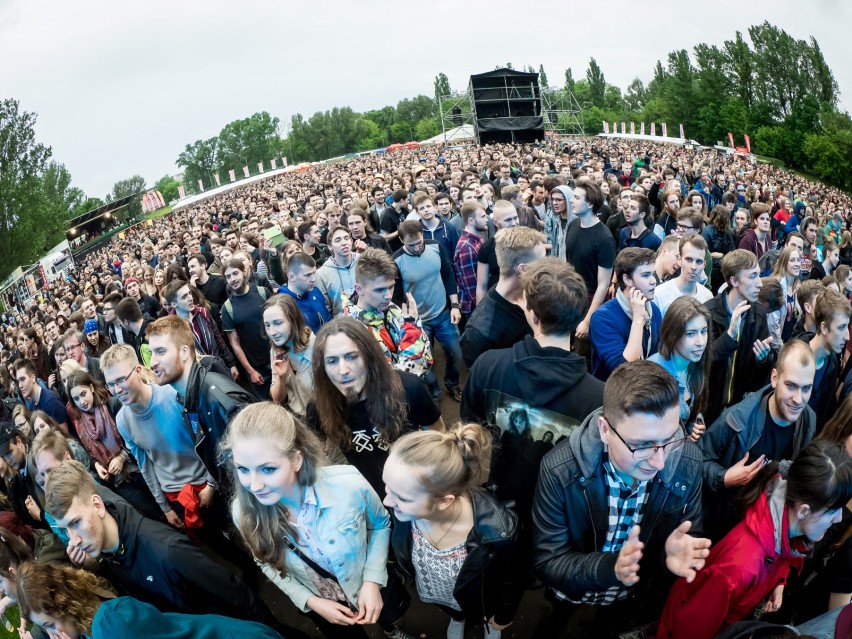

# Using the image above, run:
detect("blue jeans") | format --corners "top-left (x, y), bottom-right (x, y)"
top-left (421, 308), bottom-right (462, 389)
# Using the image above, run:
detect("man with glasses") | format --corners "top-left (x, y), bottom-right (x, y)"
top-left (532, 359), bottom-right (709, 638)
top-left (101, 344), bottom-right (216, 532)
top-left (102, 292), bottom-right (132, 346)
top-left (62, 328), bottom-right (105, 382)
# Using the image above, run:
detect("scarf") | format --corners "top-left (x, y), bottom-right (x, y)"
top-left (615, 288), bottom-right (653, 359)
top-left (76, 405), bottom-right (125, 469)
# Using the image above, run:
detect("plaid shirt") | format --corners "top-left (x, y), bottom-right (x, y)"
top-left (557, 453), bottom-right (650, 606)
top-left (453, 231), bottom-right (483, 314)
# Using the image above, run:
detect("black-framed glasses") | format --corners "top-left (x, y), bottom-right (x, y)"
top-left (105, 367), bottom-right (138, 391)
top-left (603, 416), bottom-right (686, 461)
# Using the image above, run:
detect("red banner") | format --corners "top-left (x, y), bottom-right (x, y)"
top-left (651, 122), bottom-right (656, 136)
top-left (603, 121), bottom-right (609, 134)
top-left (679, 123), bottom-right (685, 139)
top-left (178, 185), bottom-right (186, 199)
top-left (630, 122), bottom-right (635, 135)
top-left (270, 158), bottom-right (277, 170)
top-left (257, 161), bottom-right (264, 173)
top-left (229, 169), bottom-right (236, 182)
top-left (744, 134), bottom-right (751, 153)
top-left (662, 123), bottom-right (668, 137)
top-left (640, 122), bottom-right (645, 135)
top-left (727, 132), bottom-right (735, 148)
top-left (243, 166), bottom-right (250, 178)
top-left (621, 122), bottom-right (626, 134)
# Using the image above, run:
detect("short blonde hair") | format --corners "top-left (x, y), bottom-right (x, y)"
top-left (44, 460), bottom-right (97, 520)
top-left (495, 226), bottom-right (545, 276)
top-left (99, 343), bottom-right (138, 370)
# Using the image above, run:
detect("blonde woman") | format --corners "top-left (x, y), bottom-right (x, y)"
top-left (223, 402), bottom-right (412, 639)
top-left (383, 423), bottom-right (521, 639)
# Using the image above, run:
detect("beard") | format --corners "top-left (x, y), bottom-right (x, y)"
top-left (344, 388), bottom-right (360, 405)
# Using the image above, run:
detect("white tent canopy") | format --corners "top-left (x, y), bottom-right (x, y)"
top-left (420, 124), bottom-right (476, 145)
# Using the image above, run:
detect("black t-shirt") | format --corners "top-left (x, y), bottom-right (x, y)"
top-left (221, 286), bottom-right (270, 374)
top-left (564, 219), bottom-right (616, 301)
top-left (476, 237), bottom-right (500, 291)
top-left (380, 207), bottom-right (406, 252)
top-left (197, 274), bottom-right (228, 307)
top-left (751, 408), bottom-right (796, 463)
top-left (306, 370), bottom-right (440, 498)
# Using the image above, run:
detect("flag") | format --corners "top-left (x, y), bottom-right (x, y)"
top-left (257, 161), bottom-right (264, 173)
top-left (178, 185), bottom-right (186, 199)
top-left (283, 156), bottom-right (288, 167)
top-left (197, 179), bottom-right (204, 192)
top-left (612, 123), bottom-right (617, 135)
top-left (640, 122), bottom-right (645, 135)
top-left (270, 158), bottom-right (277, 170)
top-left (630, 122), bottom-right (635, 134)
top-left (603, 121), bottom-right (609, 134)
top-left (229, 169), bottom-right (236, 182)
top-left (727, 132), bottom-right (735, 148)
top-left (214, 174), bottom-right (221, 186)
top-left (662, 123), bottom-right (668, 137)
top-left (621, 122), bottom-right (626, 134)
top-left (679, 123), bottom-right (685, 139)
top-left (744, 134), bottom-right (751, 153)
top-left (651, 122), bottom-right (656, 136)
top-left (243, 166), bottom-right (250, 178)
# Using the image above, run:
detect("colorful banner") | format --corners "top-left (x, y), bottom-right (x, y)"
top-left (257, 161), bottom-right (264, 173)
top-left (242, 166), bottom-right (250, 178)
top-left (744, 134), bottom-right (751, 153)
top-left (214, 174), bottom-right (221, 186)
top-left (630, 122), bottom-right (635, 135)
top-left (603, 121), bottom-right (609, 134)
top-left (197, 179), bottom-right (204, 192)
top-left (229, 169), bottom-right (236, 182)
top-left (178, 184), bottom-right (186, 199)
top-left (640, 122), bottom-right (645, 136)
top-left (270, 158), bottom-right (277, 170)
top-left (679, 123), bottom-right (685, 139)
top-left (651, 122), bottom-right (656, 136)
top-left (662, 123), bottom-right (668, 137)
top-left (727, 132), bottom-right (735, 148)
top-left (620, 122), bottom-right (626, 134)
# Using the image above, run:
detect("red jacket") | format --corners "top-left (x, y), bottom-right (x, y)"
top-left (657, 477), bottom-right (807, 639)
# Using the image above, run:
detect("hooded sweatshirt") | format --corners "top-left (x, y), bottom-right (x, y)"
top-left (315, 253), bottom-right (358, 317)
top-left (543, 185), bottom-right (575, 261)
top-left (460, 334), bottom-right (604, 509)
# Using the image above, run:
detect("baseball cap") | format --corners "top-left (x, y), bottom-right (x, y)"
top-left (0, 422), bottom-right (18, 458)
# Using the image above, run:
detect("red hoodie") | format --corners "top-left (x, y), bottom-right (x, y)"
top-left (657, 477), bottom-right (807, 639)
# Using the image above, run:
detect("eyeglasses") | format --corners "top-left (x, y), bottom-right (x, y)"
top-left (66, 342), bottom-right (84, 352)
top-left (676, 224), bottom-right (695, 232)
top-left (105, 367), bottom-right (138, 391)
top-left (604, 416), bottom-right (686, 461)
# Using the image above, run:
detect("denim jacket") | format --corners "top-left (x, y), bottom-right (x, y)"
top-left (233, 465), bottom-right (391, 612)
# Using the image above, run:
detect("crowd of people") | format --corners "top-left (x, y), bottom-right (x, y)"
top-left (0, 136), bottom-right (850, 638)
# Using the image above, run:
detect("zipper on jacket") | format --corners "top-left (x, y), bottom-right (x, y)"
top-left (582, 489), bottom-right (598, 550)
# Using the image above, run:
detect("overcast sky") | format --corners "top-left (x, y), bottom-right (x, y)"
top-left (1, 0), bottom-right (848, 199)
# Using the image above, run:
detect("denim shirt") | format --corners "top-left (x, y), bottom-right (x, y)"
top-left (648, 353), bottom-right (691, 421)
top-left (232, 465), bottom-right (391, 612)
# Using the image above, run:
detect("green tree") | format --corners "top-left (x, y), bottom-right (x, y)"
top-left (539, 64), bottom-right (549, 88)
top-left (585, 58), bottom-right (606, 108)
top-left (217, 111), bottom-right (280, 174)
top-left (42, 161), bottom-right (85, 220)
top-left (414, 117), bottom-right (440, 141)
top-left (153, 174), bottom-right (180, 203)
top-left (564, 67), bottom-right (575, 93)
top-left (0, 99), bottom-right (67, 279)
top-left (107, 175), bottom-right (146, 220)
top-left (433, 72), bottom-right (451, 103)
top-left (70, 197), bottom-right (105, 220)
top-left (624, 78), bottom-right (647, 112)
top-left (176, 137), bottom-right (218, 194)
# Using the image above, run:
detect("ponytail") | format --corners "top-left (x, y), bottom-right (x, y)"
top-left (388, 423), bottom-right (492, 498)
top-left (739, 441), bottom-right (852, 513)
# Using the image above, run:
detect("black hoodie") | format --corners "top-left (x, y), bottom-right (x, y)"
top-left (460, 335), bottom-right (604, 511)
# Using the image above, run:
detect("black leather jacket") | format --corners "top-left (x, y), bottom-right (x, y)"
top-left (391, 489), bottom-right (522, 626)
top-left (180, 361), bottom-right (255, 486)
top-left (531, 408), bottom-right (703, 609)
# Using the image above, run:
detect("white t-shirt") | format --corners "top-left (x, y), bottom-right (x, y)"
top-left (653, 279), bottom-right (713, 316)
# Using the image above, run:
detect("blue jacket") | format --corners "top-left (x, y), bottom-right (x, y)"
top-left (233, 465), bottom-right (391, 612)
top-left (278, 284), bottom-right (331, 333)
top-left (91, 596), bottom-right (284, 639)
top-left (589, 295), bottom-right (661, 380)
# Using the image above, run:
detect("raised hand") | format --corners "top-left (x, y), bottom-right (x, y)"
top-left (665, 520), bottom-right (712, 583)
top-left (615, 525), bottom-right (643, 586)
top-left (723, 452), bottom-right (765, 488)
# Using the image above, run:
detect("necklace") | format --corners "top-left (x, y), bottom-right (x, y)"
top-left (419, 502), bottom-right (463, 549)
